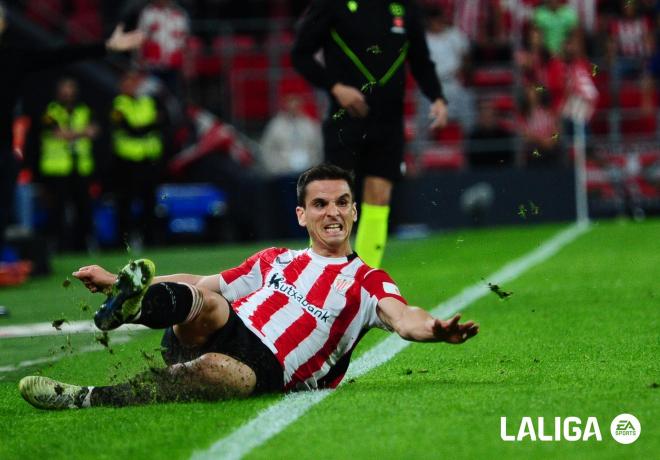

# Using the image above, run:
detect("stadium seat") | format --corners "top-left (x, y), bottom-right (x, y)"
top-left (25, 0), bottom-right (63, 31)
top-left (586, 160), bottom-right (617, 199)
top-left (277, 74), bottom-right (319, 119)
top-left (621, 113), bottom-right (657, 138)
top-left (189, 36), bottom-right (223, 78)
top-left (419, 145), bottom-right (465, 170)
top-left (433, 122), bottom-right (463, 143)
top-left (228, 52), bottom-right (270, 121)
top-left (471, 67), bottom-right (514, 87)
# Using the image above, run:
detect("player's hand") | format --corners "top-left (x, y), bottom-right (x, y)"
top-left (429, 98), bottom-right (448, 130)
top-left (72, 265), bottom-right (117, 293)
top-left (105, 23), bottom-right (145, 52)
top-left (432, 314), bottom-right (478, 344)
top-left (331, 83), bottom-right (369, 118)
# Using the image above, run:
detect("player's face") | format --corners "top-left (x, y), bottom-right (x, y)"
top-left (296, 179), bottom-right (357, 256)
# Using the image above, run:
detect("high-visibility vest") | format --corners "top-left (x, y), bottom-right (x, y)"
top-left (112, 95), bottom-right (163, 162)
top-left (40, 102), bottom-right (94, 176)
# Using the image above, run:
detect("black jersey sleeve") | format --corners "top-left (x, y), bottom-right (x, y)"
top-left (405, 1), bottom-right (445, 103)
top-left (291, 0), bottom-right (338, 91)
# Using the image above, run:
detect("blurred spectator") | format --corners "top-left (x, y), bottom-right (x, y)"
top-left (136, 0), bottom-right (190, 99)
top-left (519, 84), bottom-right (562, 167)
top-left (456, 0), bottom-right (510, 61)
top-left (515, 25), bottom-right (552, 87)
top-left (424, 6), bottom-right (476, 132)
top-left (37, 77), bottom-right (99, 251)
top-left (547, 31), bottom-right (598, 142)
top-left (466, 99), bottom-right (514, 168)
top-left (649, 8), bottom-right (660, 82)
top-left (260, 95), bottom-right (322, 177)
top-left (533, 0), bottom-right (579, 55)
top-left (0, 0), bottom-right (142, 285)
top-left (567, 0), bottom-right (598, 35)
top-left (607, 0), bottom-right (653, 79)
top-left (110, 70), bottom-right (164, 249)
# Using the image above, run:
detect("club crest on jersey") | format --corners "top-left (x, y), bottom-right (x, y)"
top-left (332, 276), bottom-right (354, 295)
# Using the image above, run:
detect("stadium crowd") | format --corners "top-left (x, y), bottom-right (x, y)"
top-left (1, 0), bottom-right (659, 286)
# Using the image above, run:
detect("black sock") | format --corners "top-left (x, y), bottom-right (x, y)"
top-left (136, 282), bottom-right (195, 329)
top-left (90, 370), bottom-right (192, 407)
top-left (89, 368), bottom-right (221, 407)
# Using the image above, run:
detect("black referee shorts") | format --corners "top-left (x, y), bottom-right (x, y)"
top-left (322, 113), bottom-right (405, 183)
top-left (160, 306), bottom-right (284, 394)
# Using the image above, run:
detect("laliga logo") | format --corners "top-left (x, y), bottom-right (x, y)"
top-left (501, 414), bottom-right (641, 443)
top-left (501, 417), bottom-right (602, 442)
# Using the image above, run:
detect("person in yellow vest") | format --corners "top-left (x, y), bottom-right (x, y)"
top-left (39, 77), bottom-right (99, 251)
top-left (110, 70), bottom-right (164, 248)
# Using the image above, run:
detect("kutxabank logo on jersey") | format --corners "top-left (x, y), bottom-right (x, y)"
top-left (500, 414), bottom-right (642, 444)
top-left (267, 273), bottom-right (331, 323)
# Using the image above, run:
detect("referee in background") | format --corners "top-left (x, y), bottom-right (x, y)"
top-left (292, 0), bottom-right (448, 268)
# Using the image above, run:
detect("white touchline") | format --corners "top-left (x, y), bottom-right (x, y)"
top-left (0, 320), bottom-right (147, 339)
top-left (189, 222), bottom-right (590, 460)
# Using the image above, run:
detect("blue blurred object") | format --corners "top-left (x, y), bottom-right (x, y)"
top-left (155, 184), bottom-right (227, 235)
top-left (93, 201), bottom-right (119, 246)
top-left (0, 245), bottom-right (19, 263)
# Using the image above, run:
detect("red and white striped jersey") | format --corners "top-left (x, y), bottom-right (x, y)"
top-left (610, 18), bottom-right (651, 58)
top-left (218, 247), bottom-right (407, 391)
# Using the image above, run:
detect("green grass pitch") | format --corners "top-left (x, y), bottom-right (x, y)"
top-left (0, 219), bottom-right (658, 459)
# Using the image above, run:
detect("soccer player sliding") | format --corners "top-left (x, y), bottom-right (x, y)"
top-left (19, 165), bottom-right (478, 409)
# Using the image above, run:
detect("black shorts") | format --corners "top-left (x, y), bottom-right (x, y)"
top-left (160, 306), bottom-right (284, 394)
top-left (322, 114), bottom-right (405, 183)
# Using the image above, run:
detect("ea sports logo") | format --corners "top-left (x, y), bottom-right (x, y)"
top-left (610, 414), bottom-right (641, 444)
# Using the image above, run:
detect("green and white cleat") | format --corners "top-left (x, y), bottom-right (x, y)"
top-left (94, 258), bottom-right (155, 331)
top-left (19, 376), bottom-right (89, 410)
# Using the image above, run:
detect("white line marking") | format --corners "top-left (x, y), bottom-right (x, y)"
top-left (0, 320), bottom-right (147, 339)
top-left (0, 335), bottom-right (134, 377)
top-left (191, 223), bottom-right (590, 460)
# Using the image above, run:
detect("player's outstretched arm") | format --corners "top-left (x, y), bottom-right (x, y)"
top-left (105, 24), bottom-right (145, 53)
top-left (73, 265), bottom-right (222, 294)
top-left (377, 297), bottom-right (479, 344)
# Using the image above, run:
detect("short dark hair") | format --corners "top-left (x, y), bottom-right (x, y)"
top-left (296, 164), bottom-right (356, 207)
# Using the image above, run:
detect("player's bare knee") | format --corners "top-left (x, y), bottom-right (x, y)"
top-left (196, 353), bottom-right (256, 397)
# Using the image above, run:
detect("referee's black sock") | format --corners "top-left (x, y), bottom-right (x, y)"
top-left (135, 282), bottom-right (204, 329)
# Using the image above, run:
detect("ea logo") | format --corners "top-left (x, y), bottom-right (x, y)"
top-left (610, 413), bottom-right (641, 444)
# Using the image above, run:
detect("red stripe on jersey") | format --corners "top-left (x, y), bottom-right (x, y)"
top-left (251, 291), bottom-right (288, 332)
top-left (232, 291), bottom-right (256, 311)
top-left (286, 272), bottom-right (364, 387)
top-left (274, 311), bottom-right (317, 364)
top-left (248, 252), bottom-right (312, 332)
